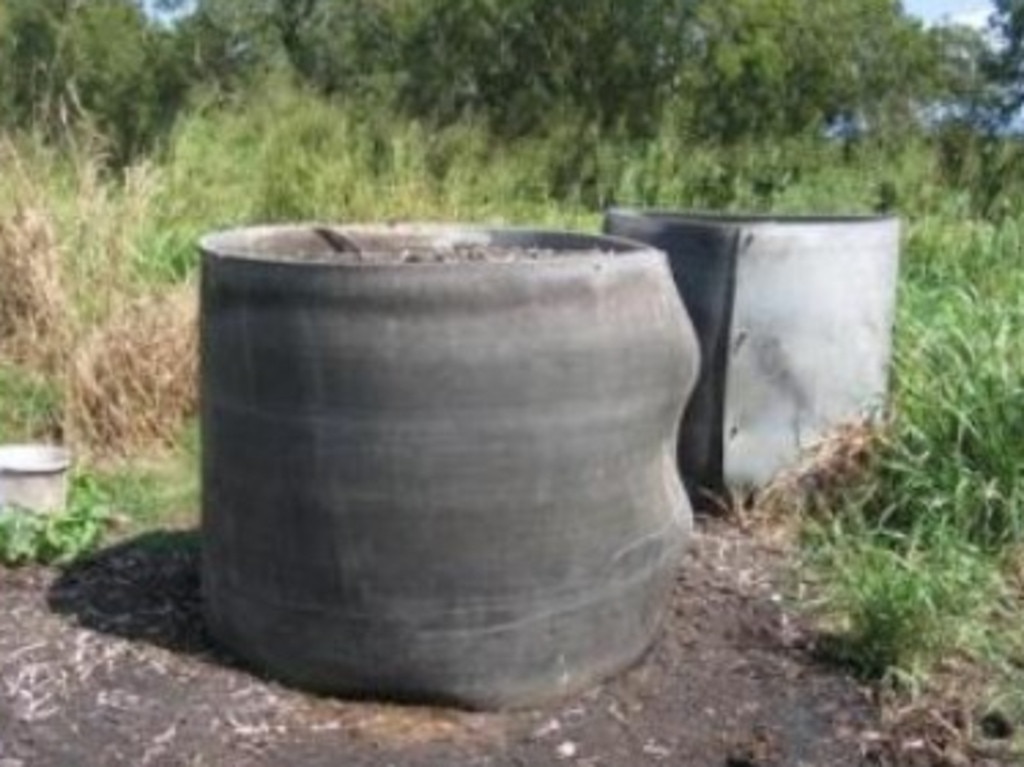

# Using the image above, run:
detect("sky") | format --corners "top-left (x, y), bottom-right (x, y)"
top-left (904, 0), bottom-right (993, 27)
top-left (143, 1), bottom-right (997, 34)
top-left (145, 1), bottom-right (994, 29)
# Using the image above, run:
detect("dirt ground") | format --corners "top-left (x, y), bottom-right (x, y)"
top-left (1, 519), bottom-right (889, 767)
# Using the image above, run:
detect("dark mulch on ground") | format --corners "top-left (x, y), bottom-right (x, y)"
top-left (1, 519), bottom-right (880, 767)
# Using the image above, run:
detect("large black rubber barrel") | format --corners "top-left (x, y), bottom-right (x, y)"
top-left (604, 210), bottom-right (900, 497)
top-left (200, 224), bottom-right (699, 709)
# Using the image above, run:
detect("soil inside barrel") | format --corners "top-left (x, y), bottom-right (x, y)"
top-left (224, 226), bottom-right (613, 265)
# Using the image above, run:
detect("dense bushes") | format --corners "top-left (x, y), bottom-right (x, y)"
top-left (3, 1), bottom-right (1020, 220)
top-left (0, 0), bottom-right (999, 159)
top-left (0, 0), bottom-right (192, 162)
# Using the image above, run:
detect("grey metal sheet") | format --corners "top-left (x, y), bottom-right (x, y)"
top-left (604, 210), bottom-right (901, 495)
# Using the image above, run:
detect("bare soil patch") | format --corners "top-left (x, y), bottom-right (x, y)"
top-left (2, 520), bottom-right (881, 766)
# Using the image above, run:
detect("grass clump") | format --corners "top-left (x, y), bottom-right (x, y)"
top-left (0, 366), bottom-right (62, 442)
top-left (0, 473), bottom-right (112, 566)
top-left (0, 204), bottom-right (69, 372)
top-left (795, 218), bottom-right (1024, 745)
top-left (67, 285), bottom-right (197, 453)
top-left (807, 523), bottom-right (1000, 680)
top-left (0, 139), bottom-right (198, 457)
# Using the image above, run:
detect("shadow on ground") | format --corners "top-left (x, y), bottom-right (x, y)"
top-left (46, 529), bottom-right (216, 659)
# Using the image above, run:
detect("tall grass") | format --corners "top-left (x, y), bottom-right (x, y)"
top-left (0, 135), bottom-right (196, 454)
top-left (804, 213), bottom-right (1024, 715)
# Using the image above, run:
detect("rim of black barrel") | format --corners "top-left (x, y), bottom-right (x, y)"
top-left (199, 222), bottom-right (663, 267)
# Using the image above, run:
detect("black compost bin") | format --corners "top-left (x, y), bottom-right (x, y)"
top-left (604, 210), bottom-right (900, 497)
top-left (199, 223), bottom-right (700, 709)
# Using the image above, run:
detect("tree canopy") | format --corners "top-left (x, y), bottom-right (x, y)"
top-left (0, 0), bottom-right (1013, 159)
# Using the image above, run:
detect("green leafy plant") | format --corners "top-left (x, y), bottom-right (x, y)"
top-left (0, 473), bottom-right (112, 566)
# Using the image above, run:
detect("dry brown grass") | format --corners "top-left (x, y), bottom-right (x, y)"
top-left (0, 206), bottom-right (70, 371)
top-left (66, 286), bottom-right (198, 456)
top-left (763, 421), bottom-right (880, 503)
top-left (730, 420), bottom-right (883, 534)
top-left (861, 656), bottom-right (1022, 766)
top-left (0, 138), bottom-right (198, 456)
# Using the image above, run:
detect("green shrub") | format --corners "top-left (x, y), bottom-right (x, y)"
top-left (0, 473), bottom-right (111, 566)
top-left (808, 523), bottom-right (999, 679)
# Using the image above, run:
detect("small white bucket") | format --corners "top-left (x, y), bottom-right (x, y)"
top-left (0, 444), bottom-right (72, 514)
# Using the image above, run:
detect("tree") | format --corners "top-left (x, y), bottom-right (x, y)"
top-left (0, 0), bottom-right (66, 129)
top-left (0, 0), bottom-right (191, 160)
top-left (0, 0), bottom-right (965, 154)
top-left (168, 0), bottom-right (406, 95)
top-left (987, 0), bottom-right (1024, 123)
top-left (63, 0), bottom-right (188, 158)
top-left (172, 0), bottom-right (696, 137)
top-left (396, 0), bottom-right (694, 137)
top-left (680, 0), bottom-right (942, 141)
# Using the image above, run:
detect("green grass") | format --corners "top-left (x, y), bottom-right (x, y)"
top-left (0, 366), bottom-right (62, 443)
top-left (806, 519), bottom-right (1001, 679)
top-left (798, 210), bottom-right (1024, 730)
top-left (90, 458), bottom-right (198, 531)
